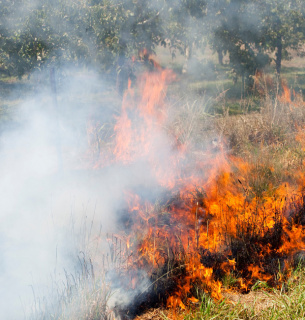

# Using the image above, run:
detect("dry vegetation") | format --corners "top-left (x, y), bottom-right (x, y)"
top-left (29, 73), bottom-right (305, 320)
top-left (131, 74), bottom-right (305, 320)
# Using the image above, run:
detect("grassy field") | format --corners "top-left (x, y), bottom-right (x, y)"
top-left (156, 45), bottom-right (305, 115)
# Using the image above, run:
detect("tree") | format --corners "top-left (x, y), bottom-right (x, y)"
top-left (0, 0), bottom-right (167, 78)
top-left (207, 0), bottom-right (271, 88)
top-left (163, 0), bottom-right (208, 73)
top-left (207, 0), bottom-right (305, 85)
top-left (0, 0), bottom-right (83, 77)
top-left (259, 0), bottom-right (305, 76)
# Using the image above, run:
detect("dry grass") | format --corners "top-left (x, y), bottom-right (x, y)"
top-left (29, 255), bottom-right (113, 320)
top-left (28, 72), bottom-right (305, 320)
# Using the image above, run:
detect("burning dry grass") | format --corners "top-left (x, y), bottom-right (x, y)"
top-left (105, 71), bottom-right (305, 317)
top-left (29, 65), bottom-right (305, 320)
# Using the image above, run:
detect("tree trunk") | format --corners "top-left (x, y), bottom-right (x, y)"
top-left (275, 34), bottom-right (282, 76)
top-left (217, 49), bottom-right (223, 66)
top-left (182, 44), bottom-right (193, 74)
top-left (241, 72), bottom-right (245, 98)
top-left (50, 68), bottom-right (63, 172)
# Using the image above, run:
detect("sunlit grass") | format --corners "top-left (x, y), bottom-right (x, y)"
top-left (147, 266), bottom-right (305, 320)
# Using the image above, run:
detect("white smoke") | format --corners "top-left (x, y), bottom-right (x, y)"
top-left (0, 66), bottom-right (185, 318)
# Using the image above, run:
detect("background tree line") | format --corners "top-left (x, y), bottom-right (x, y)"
top-left (0, 0), bottom-right (304, 85)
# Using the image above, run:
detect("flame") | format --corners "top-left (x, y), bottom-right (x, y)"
top-left (278, 80), bottom-right (305, 108)
top-left (253, 70), bottom-right (275, 96)
top-left (280, 81), bottom-right (292, 104)
top-left (86, 55), bottom-right (305, 310)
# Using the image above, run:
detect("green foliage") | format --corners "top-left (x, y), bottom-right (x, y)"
top-left (0, 0), bottom-right (304, 81)
top-left (208, 0), bottom-right (305, 85)
top-left (163, 0), bottom-right (207, 56)
top-left (259, 0), bottom-right (305, 75)
top-left (0, 0), bottom-right (167, 77)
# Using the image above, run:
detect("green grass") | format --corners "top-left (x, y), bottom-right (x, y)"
top-left (156, 45), bottom-right (305, 117)
top-left (156, 266), bottom-right (305, 320)
top-left (281, 66), bottom-right (305, 96)
top-left (2, 46), bottom-right (304, 118)
top-left (0, 77), bottom-right (32, 123)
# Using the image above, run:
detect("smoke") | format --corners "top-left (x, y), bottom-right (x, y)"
top-left (0, 1), bottom-right (218, 318)
top-left (0, 0), bottom-right (273, 318)
top-left (0, 60), bottom-right (198, 318)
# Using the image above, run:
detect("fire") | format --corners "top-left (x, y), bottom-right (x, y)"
top-left (113, 67), bottom-right (174, 164)
top-left (280, 81), bottom-right (293, 104)
top-left (278, 80), bottom-right (305, 108)
top-left (89, 54), bottom-right (305, 312)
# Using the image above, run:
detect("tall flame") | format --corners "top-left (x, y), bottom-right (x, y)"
top-left (89, 57), bottom-right (305, 311)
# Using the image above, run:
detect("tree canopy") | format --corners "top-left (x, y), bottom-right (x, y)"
top-left (0, 0), bottom-right (304, 82)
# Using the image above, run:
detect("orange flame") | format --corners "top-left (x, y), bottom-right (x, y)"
top-left (88, 56), bottom-right (305, 310)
